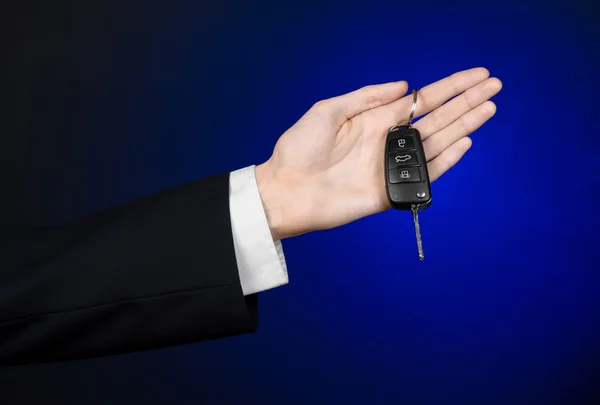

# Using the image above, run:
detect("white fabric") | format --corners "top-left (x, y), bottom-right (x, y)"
top-left (229, 165), bottom-right (288, 296)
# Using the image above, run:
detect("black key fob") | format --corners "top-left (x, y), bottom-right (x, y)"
top-left (384, 89), bottom-right (430, 261)
top-left (384, 125), bottom-right (431, 210)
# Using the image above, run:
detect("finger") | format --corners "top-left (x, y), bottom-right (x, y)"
top-left (317, 81), bottom-right (408, 127)
top-left (427, 136), bottom-right (473, 182)
top-left (379, 67), bottom-right (490, 127)
top-left (415, 77), bottom-right (502, 140)
top-left (423, 101), bottom-right (496, 162)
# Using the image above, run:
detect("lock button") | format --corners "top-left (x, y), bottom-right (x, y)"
top-left (389, 167), bottom-right (420, 183)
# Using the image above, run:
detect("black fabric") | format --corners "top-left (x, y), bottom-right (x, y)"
top-left (0, 172), bottom-right (259, 366)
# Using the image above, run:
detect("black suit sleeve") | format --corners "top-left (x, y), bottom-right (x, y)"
top-left (0, 171), bottom-right (258, 366)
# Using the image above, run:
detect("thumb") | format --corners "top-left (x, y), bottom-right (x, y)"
top-left (317, 81), bottom-right (408, 127)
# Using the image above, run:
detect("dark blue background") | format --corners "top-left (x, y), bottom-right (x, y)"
top-left (1, 0), bottom-right (599, 404)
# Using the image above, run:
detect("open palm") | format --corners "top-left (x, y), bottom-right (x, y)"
top-left (256, 67), bottom-right (502, 239)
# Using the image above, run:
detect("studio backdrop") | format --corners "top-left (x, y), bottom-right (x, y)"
top-left (1, 0), bottom-right (599, 404)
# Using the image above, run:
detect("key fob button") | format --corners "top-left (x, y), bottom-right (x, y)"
top-left (388, 136), bottom-right (415, 151)
top-left (388, 151), bottom-right (419, 168)
top-left (389, 167), bottom-right (421, 183)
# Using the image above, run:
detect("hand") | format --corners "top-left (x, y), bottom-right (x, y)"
top-left (255, 67), bottom-right (502, 240)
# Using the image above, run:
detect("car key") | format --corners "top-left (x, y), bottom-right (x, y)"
top-left (384, 89), bottom-right (431, 260)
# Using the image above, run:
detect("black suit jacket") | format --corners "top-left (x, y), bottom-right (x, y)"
top-left (1, 1), bottom-right (261, 367)
top-left (0, 172), bottom-right (258, 366)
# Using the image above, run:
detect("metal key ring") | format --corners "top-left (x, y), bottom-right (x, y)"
top-left (406, 89), bottom-right (418, 128)
top-left (388, 88), bottom-right (419, 132)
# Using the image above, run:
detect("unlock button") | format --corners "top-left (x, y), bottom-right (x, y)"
top-left (388, 136), bottom-right (415, 151)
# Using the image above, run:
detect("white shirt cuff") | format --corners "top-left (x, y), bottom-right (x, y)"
top-left (229, 165), bottom-right (289, 296)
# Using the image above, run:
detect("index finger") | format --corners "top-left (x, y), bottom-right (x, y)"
top-left (380, 67), bottom-right (491, 127)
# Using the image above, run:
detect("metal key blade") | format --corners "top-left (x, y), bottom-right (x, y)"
top-left (411, 205), bottom-right (424, 261)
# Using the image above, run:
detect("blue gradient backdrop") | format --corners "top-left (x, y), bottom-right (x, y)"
top-left (1, 0), bottom-right (599, 404)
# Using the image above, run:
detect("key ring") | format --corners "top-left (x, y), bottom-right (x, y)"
top-left (406, 89), bottom-right (418, 128)
top-left (388, 89), bottom-right (419, 132)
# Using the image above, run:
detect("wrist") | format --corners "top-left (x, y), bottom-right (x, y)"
top-left (255, 160), bottom-right (313, 240)
top-left (255, 160), bottom-right (288, 240)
